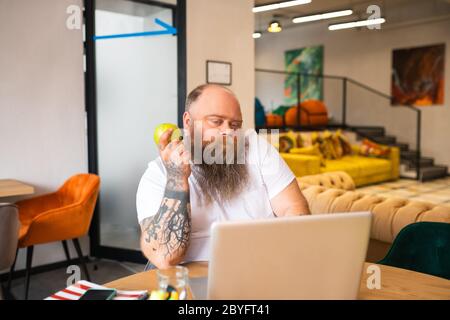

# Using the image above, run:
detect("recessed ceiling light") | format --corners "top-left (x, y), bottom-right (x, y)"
top-left (328, 18), bottom-right (386, 30)
top-left (253, 0), bottom-right (311, 13)
top-left (292, 9), bottom-right (353, 24)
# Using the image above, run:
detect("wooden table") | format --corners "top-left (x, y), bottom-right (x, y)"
top-left (105, 262), bottom-right (450, 300)
top-left (0, 179), bottom-right (34, 198)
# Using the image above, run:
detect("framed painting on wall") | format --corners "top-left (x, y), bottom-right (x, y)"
top-left (206, 60), bottom-right (232, 85)
top-left (284, 45), bottom-right (324, 105)
top-left (391, 44), bottom-right (445, 106)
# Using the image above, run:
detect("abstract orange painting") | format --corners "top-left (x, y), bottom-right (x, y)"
top-left (391, 44), bottom-right (445, 106)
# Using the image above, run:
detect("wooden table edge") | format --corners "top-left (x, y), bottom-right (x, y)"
top-left (0, 179), bottom-right (35, 198)
top-left (104, 262), bottom-right (450, 300)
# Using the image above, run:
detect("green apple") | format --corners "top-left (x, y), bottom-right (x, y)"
top-left (153, 123), bottom-right (182, 146)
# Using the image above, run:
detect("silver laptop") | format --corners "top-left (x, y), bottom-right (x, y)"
top-left (190, 212), bottom-right (372, 300)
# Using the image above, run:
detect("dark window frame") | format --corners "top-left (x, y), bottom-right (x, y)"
top-left (84, 0), bottom-right (186, 263)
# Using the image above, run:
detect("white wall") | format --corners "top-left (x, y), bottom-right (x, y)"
top-left (256, 19), bottom-right (450, 168)
top-left (0, 0), bottom-right (88, 271)
top-left (186, 0), bottom-right (255, 129)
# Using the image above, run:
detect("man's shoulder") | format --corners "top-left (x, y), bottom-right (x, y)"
top-left (246, 129), bottom-right (278, 163)
top-left (143, 157), bottom-right (166, 179)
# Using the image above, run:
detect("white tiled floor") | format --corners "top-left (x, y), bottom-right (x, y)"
top-left (358, 177), bottom-right (450, 206)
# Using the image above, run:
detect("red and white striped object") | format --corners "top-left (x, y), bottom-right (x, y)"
top-left (45, 280), bottom-right (148, 300)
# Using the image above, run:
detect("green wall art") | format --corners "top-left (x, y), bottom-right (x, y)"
top-left (284, 45), bottom-right (324, 105)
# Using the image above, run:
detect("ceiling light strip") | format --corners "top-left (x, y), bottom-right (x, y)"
top-left (328, 18), bottom-right (386, 30)
top-left (292, 9), bottom-right (353, 24)
top-left (253, 0), bottom-right (311, 13)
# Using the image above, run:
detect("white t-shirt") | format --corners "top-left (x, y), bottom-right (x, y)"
top-left (136, 130), bottom-right (295, 262)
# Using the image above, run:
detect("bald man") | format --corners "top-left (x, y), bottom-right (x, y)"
top-left (137, 84), bottom-right (310, 269)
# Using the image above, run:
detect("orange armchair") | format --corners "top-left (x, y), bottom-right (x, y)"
top-left (9, 174), bottom-right (100, 299)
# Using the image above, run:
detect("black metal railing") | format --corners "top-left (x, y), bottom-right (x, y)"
top-left (255, 68), bottom-right (422, 180)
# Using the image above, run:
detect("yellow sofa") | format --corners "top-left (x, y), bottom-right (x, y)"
top-left (281, 144), bottom-right (400, 187)
top-left (296, 171), bottom-right (450, 262)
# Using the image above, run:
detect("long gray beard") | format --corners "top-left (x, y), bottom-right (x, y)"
top-left (191, 162), bottom-right (249, 206)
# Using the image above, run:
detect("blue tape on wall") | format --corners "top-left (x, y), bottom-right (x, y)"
top-left (94, 18), bottom-right (177, 40)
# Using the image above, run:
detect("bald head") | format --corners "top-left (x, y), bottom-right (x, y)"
top-left (185, 84), bottom-right (240, 113)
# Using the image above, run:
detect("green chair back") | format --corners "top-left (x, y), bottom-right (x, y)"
top-left (378, 222), bottom-right (450, 280)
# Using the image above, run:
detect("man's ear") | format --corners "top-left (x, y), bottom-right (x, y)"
top-left (183, 111), bottom-right (191, 131)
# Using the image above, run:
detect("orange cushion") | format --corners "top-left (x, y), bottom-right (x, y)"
top-left (284, 100), bottom-right (329, 126)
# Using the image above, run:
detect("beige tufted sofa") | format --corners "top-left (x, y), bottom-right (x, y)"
top-left (297, 171), bottom-right (450, 262)
top-left (297, 171), bottom-right (356, 191)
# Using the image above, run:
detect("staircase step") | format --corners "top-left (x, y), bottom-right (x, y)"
top-left (354, 128), bottom-right (386, 138)
top-left (351, 125), bottom-right (385, 132)
top-left (392, 143), bottom-right (409, 151)
top-left (401, 157), bottom-right (434, 169)
top-left (401, 165), bottom-right (448, 181)
top-left (401, 150), bottom-right (420, 160)
top-left (371, 135), bottom-right (397, 145)
top-left (420, 166), bottom-right (448, 181)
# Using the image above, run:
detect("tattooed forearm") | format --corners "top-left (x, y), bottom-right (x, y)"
top-left (141, 175), bottom-right (191, 262)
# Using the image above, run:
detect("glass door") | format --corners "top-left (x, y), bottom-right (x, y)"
top-left (85, 0), bottom-right (186, 262)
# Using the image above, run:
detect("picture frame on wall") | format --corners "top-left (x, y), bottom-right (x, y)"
top-left (206, 60), bottom-right (232, 85)
top-left (391, 43), bottom-right (445, 106)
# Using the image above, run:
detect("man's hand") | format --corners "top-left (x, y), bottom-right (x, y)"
top-left (159, 128), bottom-right (191, 189)
top-left (140, 128), bottom-right (192, 269)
